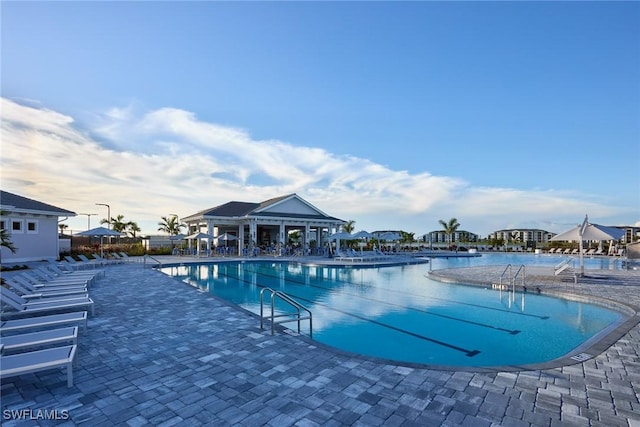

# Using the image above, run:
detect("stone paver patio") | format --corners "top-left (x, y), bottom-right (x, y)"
top-left (1, 256), bottom-right (639, 426)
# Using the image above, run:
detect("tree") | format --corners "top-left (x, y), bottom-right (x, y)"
top-left (127, 222), bottom-right (141, 238)
top-left (1, 228), bottom-right (17, 254)
top-left (158, 215), bottom-right (184, 236)
top-left (438, 218), bottom-right (460, 248)
top-left (342, 220), bottom-right (356, 234)
top-left (101, 214), bottom-right (128, 233)
top-left (0, 210), bottom-right (17, 259)
top-left (400, 231), bottom-right (415, 243)
top-left (58, 223), bottom-right (69, 236)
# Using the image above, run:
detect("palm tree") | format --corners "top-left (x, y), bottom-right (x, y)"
top-left (342, 220), bottom-right (356, 234)
top-left (1, 210), bottom-right (17, 262)
top-left (58, 223), bottom-right (69, 236)
top-left (438, 218), bottom-right (460, 248)
top-left (101, 214), bottom-right (128, 233)
top-left (400, 231), bottom-right (415, 243)
top-left (127, 222), bottom-right (141, 238)
top-left (158, 215), bottom-right (184, 236)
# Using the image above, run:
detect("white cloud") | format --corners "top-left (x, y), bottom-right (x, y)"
top-left (1, 97), bottom-right (635, 236)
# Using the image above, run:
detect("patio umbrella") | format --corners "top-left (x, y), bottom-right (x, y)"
top-left (75, 226), bottom-right (124, 258)
top-left (216, 233), bottom-right (237, 250)
top-left (352, 230), bottom-right (373, 239)
top-left (185, 232), bottom-right (213, 240)
top-left (352, 231), bottom-right (373, 253)
top-left (376, 232), bottom-right (401, 241)
top-left (327, 232), bottom-right (353, 254)
top-left (550, 215), bottom-right (624, 275)
top-left (216, 232), bottom-right (237, 242)
top-left (184, 232), bottom-right (213, 256)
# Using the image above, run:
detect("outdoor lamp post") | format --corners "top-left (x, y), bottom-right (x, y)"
top-left (78, 213), bottom-right (97, 231)
top-left (95, 203), bottom-right (110, 230)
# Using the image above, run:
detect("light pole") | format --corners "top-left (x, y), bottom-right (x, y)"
top-left (95, 203), bottom-right (111, 229)
top-left (78, 213), bottom-right (97, 230)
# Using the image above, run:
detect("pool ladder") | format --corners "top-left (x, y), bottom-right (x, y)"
top-left (259, 288), bottom-right (313, 338)
top-left (496, 264), bottom-right (526, 293)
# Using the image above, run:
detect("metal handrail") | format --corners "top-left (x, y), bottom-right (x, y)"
top-left (513, 265), bottom-right (526, 291)
top-left (143, 255), bottom-right (162, 269)
top-left (498, 264), bottom-right (512, 288)
top-left (260, 288), bottom-right (312, 338)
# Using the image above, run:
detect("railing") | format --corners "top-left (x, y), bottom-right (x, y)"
top-left (554, 257), bottom-right (574, 275)
top-left (497, 264), bottom-right (512, 289)
top-left (260, 288), bottom-right (312, 338)
top-left (143, 255), bottom-right (162, 269)
top-left (496, 264), bottom-right (526, 292)
top-left (513, 265), bottom-right (526, 290)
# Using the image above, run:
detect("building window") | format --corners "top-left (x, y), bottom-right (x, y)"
top-left (0, 219), bottom-right (6, 231)
top-left (27, 220), bottom-right (38, 234)
top-left (12, 220), bottom-right (24, 233)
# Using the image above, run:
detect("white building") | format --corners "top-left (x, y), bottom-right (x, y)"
top-left (0, 190), bottom-right (76, 263)
top-left (181, 194), bottom-right (345, 254)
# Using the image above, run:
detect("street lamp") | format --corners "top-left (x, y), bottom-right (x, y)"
top-left (78, 213), bottom-right (97, 230)
top-left (95, 203), bottom-right (110, 229)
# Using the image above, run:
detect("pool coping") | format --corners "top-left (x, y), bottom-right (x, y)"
top-left (158, 258), bottom-right (640, 373)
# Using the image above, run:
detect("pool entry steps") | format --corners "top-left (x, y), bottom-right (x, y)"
top-left (259, 288), bottom-right (313, 338)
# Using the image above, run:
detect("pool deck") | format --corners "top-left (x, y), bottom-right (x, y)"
top-left (2, 255), bottom-right (640, 426)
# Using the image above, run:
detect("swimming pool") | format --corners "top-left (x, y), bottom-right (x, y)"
top-left (160, 257), bottom-right (626, 368)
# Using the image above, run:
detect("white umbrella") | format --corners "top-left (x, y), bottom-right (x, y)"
top-left (327, 232), bottom-right (353, 254)
top-left (327, 232), bottom-right (353, 240)
top-left (377, 232), bottom-right (401, 241)
top-left (185, 232), bottom-right (213, 240)
top-left (352, 230), bottom-right (373, 239)
top-left (352, 231), bottom-right (373, 253)
top-left (551, 215), bottom-right (624, 275)
top-left (216, 232), bottom-right (237, 242)
top-left (75, 227), bottom-right (124, 257)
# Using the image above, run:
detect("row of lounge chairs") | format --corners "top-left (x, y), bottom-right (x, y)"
top-left (334, 248), bottom-right (392, 262)
top-left (547, 248), bottom-right (618, 256)
top-left (63, 252), bottom-right (131, 269)
top-left (1, 261), bottom-right (104, 387)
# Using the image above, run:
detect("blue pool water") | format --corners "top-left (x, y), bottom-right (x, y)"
top-left (160, 255), bottom-right (624, 367)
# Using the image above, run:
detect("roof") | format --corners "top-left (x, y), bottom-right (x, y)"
top-left (183, 194), bottom-right (343, 222)
top-left (0, 190), bottom-right (76, 216)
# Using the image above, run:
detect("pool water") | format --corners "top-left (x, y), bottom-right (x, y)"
top-left (160, 258), bottom-right (624, 367)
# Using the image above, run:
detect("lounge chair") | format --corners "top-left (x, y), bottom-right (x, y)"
top-left (1, 312), bottom-right (88, 333)
top-left (12, 275), bottom-right (88, 293)
top-left (5, 277), bottom-right (87, 299)
top-left (92, 254), bottom-right (116, 265)
top-left (45, 262), bottom-right (105, 281)
top-left (64, 255), bottom-right (93, 270)
top-left (21, 270), bottom-right (91, 288)
top-left (0, 287), bottom-right (94, 317)
top-left (0, 345), bottom-right (77, 387)
top-left (78, 254), bottom-right (106, 267)
top-left (1, 327), bottom-right (78, 354)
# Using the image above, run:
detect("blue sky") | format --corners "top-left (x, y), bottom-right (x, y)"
top-left (2, 1), bottom-right (639, 237)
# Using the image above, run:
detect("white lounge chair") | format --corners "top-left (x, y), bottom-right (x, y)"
top-left (1, 327), bottom-right (78, 354)
top-left (25, 270), bottom-right (92, 287)
top-left (0, 345), bottom-right (77, 387)
top-left (5, 278), bottom-right (87, 299)
top-left (1, 312), bottom-right (88, 333)
top-left (0, 287), bottom-right (94, 317)
top-left (12, 274), bottom-right (88, 292)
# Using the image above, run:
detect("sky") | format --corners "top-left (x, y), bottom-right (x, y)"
top-left (1, 1), bottom-right (639, 238)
